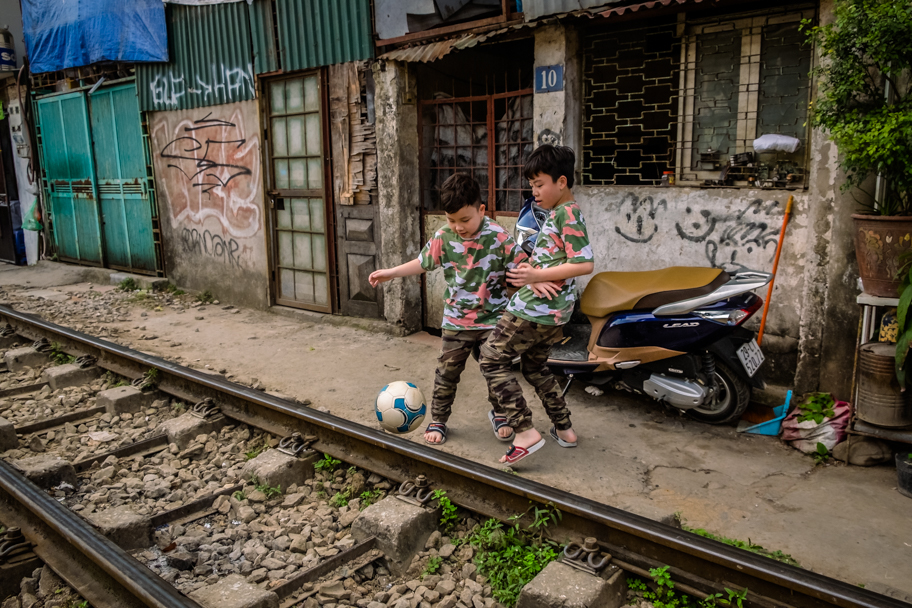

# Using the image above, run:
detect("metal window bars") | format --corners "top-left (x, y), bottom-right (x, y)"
top-left (419, 89), bottom-right (533, 217)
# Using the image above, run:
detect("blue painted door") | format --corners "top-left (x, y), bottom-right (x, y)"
top-left (89, 84), bottom-right (157, 273)
top-left (35, 93), bottom-right (104, 265)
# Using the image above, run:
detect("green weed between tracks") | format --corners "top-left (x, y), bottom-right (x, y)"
top-left (313, 453), bottom-right (341, 472)
top-left (627, 566), bottom-right (749, 608)
top-left (675, 514), bottom-right (800, 567)
top-left (458, 503), bottom-right (563, 607)
top-left (432, 489), bottom-right (458, 532)
top-left (359, 489), bottom-right (382, 510)
top-left (49, 342), bottom-right (75, 365)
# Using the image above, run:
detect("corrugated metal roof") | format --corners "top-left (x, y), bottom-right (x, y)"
top-left (522, 0), bottom-right (623, 21)
top-left (596, 0), bottom-right (710, 17)
top-left (277, 0), bottom-right (374, 72)
top-left (249, 0), bottom-right (278, 74)
top-left (136, 3), bottom-right (256, 112)
top-left (379, 22), bottom-right (534, 63)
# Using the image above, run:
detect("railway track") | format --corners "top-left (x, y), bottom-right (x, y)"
top-left (0, 303), bottom-right (906, 608)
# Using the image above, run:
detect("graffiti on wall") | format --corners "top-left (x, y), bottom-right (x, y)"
top-left (181, 228), bottom-right (242, 268)
top-left (151, 102), bottom-right (262, 268)
top-left (610, 194), bottom-right (785, 272)
top-left (148, 63), bottom-right (256, 110)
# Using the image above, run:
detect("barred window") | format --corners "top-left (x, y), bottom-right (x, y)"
top-left (678, 9), bottom-right (815, 186)
top-left (582, 22), bottom-right (680, 186)
top-left (581, 8), bottom-right (814, 189)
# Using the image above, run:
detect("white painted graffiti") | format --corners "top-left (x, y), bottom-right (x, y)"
top-left (149, 63), bottom-right (255, 110)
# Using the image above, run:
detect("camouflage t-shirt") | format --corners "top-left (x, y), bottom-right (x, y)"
top-left (507, 201), bottom-right (593, 326)
top-left (419, 217), bottom-right (527, 330)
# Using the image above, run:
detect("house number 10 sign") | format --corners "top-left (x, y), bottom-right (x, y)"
top-left (534, 65), bottom-right (563, 93)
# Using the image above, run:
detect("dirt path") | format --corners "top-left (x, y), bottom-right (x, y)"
top-left (1, 262), bottom-right (910, 594)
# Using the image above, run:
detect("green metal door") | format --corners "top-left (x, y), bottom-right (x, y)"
top-left (35, 93), bottom-right (103, 265)
top-left (89, 84), bottom-right (157, 273)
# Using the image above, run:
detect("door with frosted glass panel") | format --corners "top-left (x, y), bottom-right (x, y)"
top-left (267, 73), bottom-right (334, 312)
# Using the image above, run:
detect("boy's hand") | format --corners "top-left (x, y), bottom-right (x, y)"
top-left (529, 281), bottom-right (561, 300)
top-left (369, 269), bottom-right (395, 287)
top-left (507, 263), bottom-right (540, 287)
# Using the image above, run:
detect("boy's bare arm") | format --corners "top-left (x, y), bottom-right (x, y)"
top-left (369, 259), bottom-right (425, 287)
top-left (507, 261), bottom-right (594, 286)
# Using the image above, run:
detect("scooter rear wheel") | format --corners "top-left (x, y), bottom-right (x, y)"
top-left (686, 356), bottom-right (750, 425)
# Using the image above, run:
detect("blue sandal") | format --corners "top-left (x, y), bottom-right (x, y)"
top-left (425, 422), bottom-right (447, 445)
top-left (488, 410), bottom-right (515, 442)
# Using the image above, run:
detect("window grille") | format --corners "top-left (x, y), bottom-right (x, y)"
top-left (582, 22), bottom-right (681, 186)
top-left (676, 9), bottom-right (815, 187)
top-left (419, 90), bottom-right (533, 216)
top-left (581, 7), bottom-right (815, 189)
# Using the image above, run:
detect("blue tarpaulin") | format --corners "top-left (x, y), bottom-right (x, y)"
top-left (22, 0), bottom-right (168, 74)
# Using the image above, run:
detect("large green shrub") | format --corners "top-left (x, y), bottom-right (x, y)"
top-left (804, 0), bottom-right (912, 215)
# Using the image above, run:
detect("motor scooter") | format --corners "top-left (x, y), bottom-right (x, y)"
top-left (514, 198), bottom-right (772, 424)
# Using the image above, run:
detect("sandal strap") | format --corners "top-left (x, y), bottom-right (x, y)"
top-left (426, 422), bottom-right (447, 436)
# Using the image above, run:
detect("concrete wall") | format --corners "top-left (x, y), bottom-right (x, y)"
top-left (149, 99), bottom-right (269, 309)
top-left (373, 60), bottom-right (422, 333)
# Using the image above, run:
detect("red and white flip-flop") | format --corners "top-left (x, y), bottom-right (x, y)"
top-left (500, 438), bottom-right (546, 465)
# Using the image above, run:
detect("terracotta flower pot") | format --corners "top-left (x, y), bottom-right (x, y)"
top-left (852, 214), bottom-right (912, 297)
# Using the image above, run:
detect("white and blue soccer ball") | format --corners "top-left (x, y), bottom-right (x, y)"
top-left (375, 381), bottom-right (426, 434)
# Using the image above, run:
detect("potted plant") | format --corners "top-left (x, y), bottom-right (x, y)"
top-left (805, 0), bottom-right (912, 297)
top-left (897, 452), bottom-right (912, 498)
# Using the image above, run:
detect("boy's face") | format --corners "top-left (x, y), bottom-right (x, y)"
top-left (445, 203), bottom-right (486, 239)
top-left (529, 172), bottom-right (567, 209)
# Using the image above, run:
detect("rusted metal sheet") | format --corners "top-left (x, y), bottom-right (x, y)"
top-left (379, 22), bottom-right (534, 62)
top-left (522, 0), bottom-right (622, 20)
top-left (596, 0), bottom-right (712, 17)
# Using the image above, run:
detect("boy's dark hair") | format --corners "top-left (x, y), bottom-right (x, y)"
top-left (523, 144), bottom-right (575, 189)
top-left (440, 173), bottom-right (482, 214)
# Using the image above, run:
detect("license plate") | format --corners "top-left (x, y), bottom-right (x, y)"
top-left (737, 339), bottom-right (765, 377)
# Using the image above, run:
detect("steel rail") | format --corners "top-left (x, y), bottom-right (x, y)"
top-left (0, 304), bottom-right (906, 608)
top-left (0, 459), bottom-right (201, 608)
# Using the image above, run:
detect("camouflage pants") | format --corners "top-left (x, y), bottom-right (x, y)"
top-left (479, 312), bottom-right (571, 434)
top-left (432, 329), bottom-right (500, 423)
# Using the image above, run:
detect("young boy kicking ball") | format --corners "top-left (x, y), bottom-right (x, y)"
top-left (368, 174), bottom-right (546, 445)
top-left (480, 145), bottom-right (594, 465)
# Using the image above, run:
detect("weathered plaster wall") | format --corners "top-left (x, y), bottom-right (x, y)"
top-left (373, 60), bottom-right (422, 333)
top-left (150, 99), bottom-right (269, 309)
top-left (533, 24), bottom-right (580, 151)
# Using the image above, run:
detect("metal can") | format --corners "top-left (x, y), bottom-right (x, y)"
top-left (0, 26), bottom-right (16, 72)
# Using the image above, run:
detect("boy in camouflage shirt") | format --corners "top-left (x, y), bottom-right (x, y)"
top-left (369, 174), bottom-right (536, 445)
top-left (479, 145), bottom-right (594, 465)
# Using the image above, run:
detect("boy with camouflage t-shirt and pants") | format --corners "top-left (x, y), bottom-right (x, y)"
top-left (369, 174), bottom-right (532, 445)
top-left (480, 145), bottom-right (594, 465)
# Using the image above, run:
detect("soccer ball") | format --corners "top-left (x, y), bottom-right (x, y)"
top-left (375, 381), bottom-right (427, 434)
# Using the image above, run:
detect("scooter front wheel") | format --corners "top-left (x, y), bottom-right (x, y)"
top-left (686, 356), bottom-right (750, 425)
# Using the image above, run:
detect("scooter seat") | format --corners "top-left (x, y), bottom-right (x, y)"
top-left (580, 267), bottom-right (730, 318)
